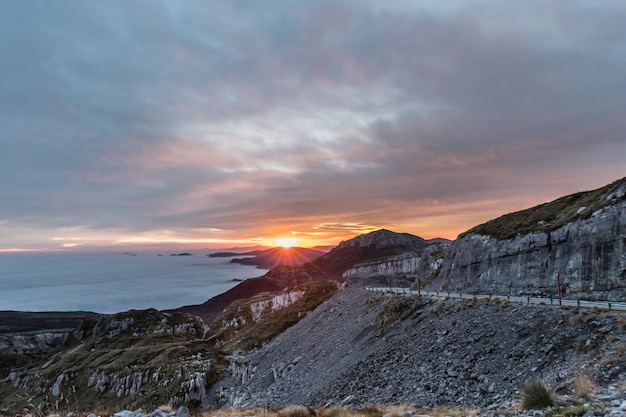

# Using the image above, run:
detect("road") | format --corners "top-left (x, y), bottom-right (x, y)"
top-left (365, 286), bottom-right (626, 311)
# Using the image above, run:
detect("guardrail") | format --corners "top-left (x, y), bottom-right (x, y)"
top-left (364, 286), bottom-right (626, 311)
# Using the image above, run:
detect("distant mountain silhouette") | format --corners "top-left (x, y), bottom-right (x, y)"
top-left (228, 247), bottom-right (325, 269)
top-left (175, 229), bottom-right (428, 323)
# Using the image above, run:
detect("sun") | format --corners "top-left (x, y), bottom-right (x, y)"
top-left (274, 238), bottom-right (298, 248)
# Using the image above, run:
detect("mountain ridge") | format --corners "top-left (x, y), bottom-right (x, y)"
top-left (2, 175), bottom-right (626, 413)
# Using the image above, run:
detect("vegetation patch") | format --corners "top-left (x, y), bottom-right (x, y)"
top-left (573, 374), bottom-right (596, 400)
top-left (319, 405), bottom-right (349, 417)
top-left (376, 296), bottom-right (420, 328)
top-left (545, 405), bottom-right (587, 417)
top-left (277, 405), bottom-right (315, 417)
top-left (520, 380), bottom-right (554, 409)
top-left (0, 309), bottom-right (224, 414)
top-left (461, 177), bottom-right (626, 240)
top-left (357, 406), bottom-right (384, 417)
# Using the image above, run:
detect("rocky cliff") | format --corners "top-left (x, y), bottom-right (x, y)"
top-left (341, 243), bottom-right (446, 286)
top-left (432, 177), bottom-right (626, 300)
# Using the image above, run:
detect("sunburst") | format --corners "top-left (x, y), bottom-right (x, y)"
top-left (274, 238), bottom-right (298, 248)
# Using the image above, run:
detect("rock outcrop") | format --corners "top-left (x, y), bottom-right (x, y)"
top-left (342, 243), bottom-right (446, 284)
top-left (432, 177), bottom-right (626, 300)
top-left (0, 309), bottom-right (221, 412)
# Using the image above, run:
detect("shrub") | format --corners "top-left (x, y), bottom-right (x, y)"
top-left (277, 405), bottom-right (315, 417)
top-left (561, 405), bottom-right (587, 417)
top-left (376, 297), bottom-right (419, 328)
top-left (545, 405), bottom-right (587, 417)
top-left (569, 313), bottom-right (585, 326)
top-left (573, 374), bottom-right (596, 399)
top-left (358, 406), bottom-right (383, 417)
top-left (319, 406), bottom-right (349, 417)
top-left (521, 380), bottom-right (554, 409)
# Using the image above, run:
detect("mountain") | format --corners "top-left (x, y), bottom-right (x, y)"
top-left (1, 309), bottom-right (219, 411)
top-left (0, 280), bottom-right (340, 413)
top-left (5, 177), bottom-right (626, 413)
top-left (175, 229), bottom-right (433, 323)
top-left (432, 176), bottom-right (626, 299)
top-left (0, 310), bottom-right (100, 334)
top-left (227, 246), bottom-right (326, 269)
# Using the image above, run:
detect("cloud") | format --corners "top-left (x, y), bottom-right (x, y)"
top-left (1, 0), bottom-right (625, 249)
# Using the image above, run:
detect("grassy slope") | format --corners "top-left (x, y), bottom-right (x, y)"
top-left (461, 176), bottom-right (626, 240)
top-left (0, 309), bottom-right (223, 412)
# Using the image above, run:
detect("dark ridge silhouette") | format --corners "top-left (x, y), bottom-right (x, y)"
top-left (0, 311), bottom-right (100, 334)
top-left (173, 275), bottom-right (285, 324)
top-left (229, 247), bottom-right (325, 269)
top-left (175, 229), bottom-right (428, 323)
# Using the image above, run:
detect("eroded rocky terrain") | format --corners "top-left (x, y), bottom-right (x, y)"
top-left (213, 277), bottom-right (626, 409)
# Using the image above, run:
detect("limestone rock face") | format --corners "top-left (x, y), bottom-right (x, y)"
top-left (341, 244), bottom-right (446, 282)
top-left (433, 190), bottom-right (626, 300)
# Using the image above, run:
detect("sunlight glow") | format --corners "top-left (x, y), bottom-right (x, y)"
top-left (274, 238), bottom-right (298, 248)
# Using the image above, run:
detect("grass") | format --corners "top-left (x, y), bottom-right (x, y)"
top-left (520, 380), bottom-right (554, 409)
top-left (319, 406), bottom-right (349, 417)
top-left (461, 177), bottom-right (626, 240)
top-left (569, 313), bottom-right (585, 326)
top-left (0, 309), bottom-right (226, 414)
top-left (429, 406), bottom-right (480, 417)
top-left (545, 405), bottom-right (587, 417)
top-left (573, 374), bottom-right (596, 400)
top-left (277, 405), bottom-right (314, 417)
top-left (376, 296), bottom-right (420, 328)
top-left (356, 406), bottom-right (383, 417)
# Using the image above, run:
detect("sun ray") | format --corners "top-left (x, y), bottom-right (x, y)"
top-left (274, 238), bottom-right (298, 248)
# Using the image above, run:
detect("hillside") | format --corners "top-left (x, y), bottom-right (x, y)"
top-left (214, 277), bottom-right (626, 409)
top-left (462, 176), bottom-right (626, 240)
top-left (176, 229), bottom-right (433, 324)
top-left (210, 247), bottom-right (325, 269)
top-left (433, 176), bottom-right (626, 300)
top-left (229, 247), bottom-right (325, 269)
top-left (4, 177), bottom-right (626, 414)
top-left (1, 309), bottom-right (220, 411)
top-left (0, 281), bottom-right (339, 413)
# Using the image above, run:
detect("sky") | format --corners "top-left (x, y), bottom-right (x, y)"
top-left (1, 0), bottom-right (625, 251)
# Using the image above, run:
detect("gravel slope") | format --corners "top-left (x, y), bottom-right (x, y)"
top-left (212, 276), bottom-right (626, 409)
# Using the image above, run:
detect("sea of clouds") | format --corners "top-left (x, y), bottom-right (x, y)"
top-left (0, 251), bottom-right (267, 314)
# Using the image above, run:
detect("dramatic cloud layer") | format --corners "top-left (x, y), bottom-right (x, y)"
top-left (1, 0), bottom-right (625, 249)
